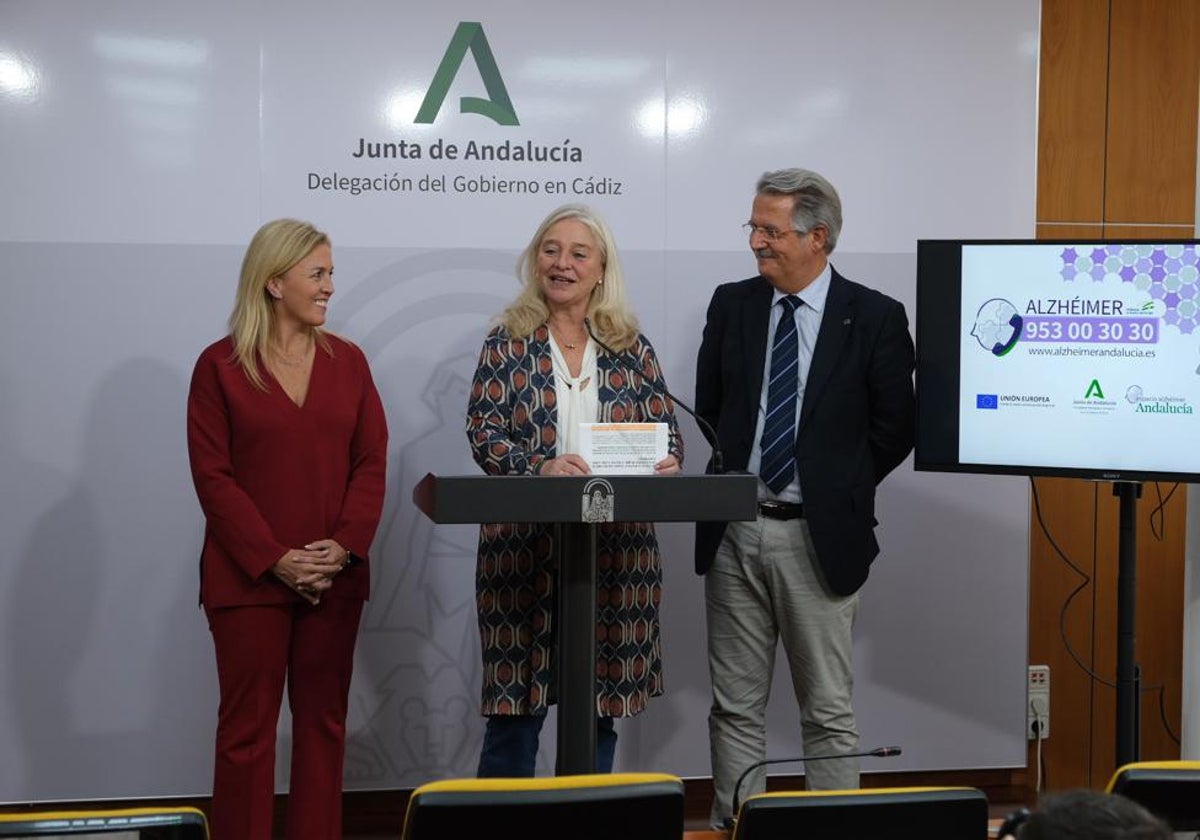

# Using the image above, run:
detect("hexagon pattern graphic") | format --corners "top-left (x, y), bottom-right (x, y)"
top-left (1060, 244), bottom-right (1200, 334)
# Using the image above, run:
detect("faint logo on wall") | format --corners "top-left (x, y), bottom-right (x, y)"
top-left (332, 249), bottom-right (516, 784)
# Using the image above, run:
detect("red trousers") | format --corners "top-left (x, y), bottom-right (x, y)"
top-left (206, 598), bottom-right (363, 840)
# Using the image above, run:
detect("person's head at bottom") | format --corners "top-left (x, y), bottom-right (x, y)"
top-left (1002, 790), bottom-right (1171, 840)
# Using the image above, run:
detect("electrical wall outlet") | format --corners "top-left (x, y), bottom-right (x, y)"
top-left (1028, 664), bottom-right (1050, 740)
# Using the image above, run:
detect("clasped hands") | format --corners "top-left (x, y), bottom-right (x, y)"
top-left (271, 538), bottom-right (350, 605)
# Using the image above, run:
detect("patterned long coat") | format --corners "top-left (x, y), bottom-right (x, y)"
top-left (465, 323), bottom-right (684, 718)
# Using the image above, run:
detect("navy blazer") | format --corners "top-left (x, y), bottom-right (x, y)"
top-left (694, 269), bottom-right (915, 596)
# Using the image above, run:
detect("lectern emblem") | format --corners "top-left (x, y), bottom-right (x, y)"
top-left (581, 478), bottom-right (615, 523)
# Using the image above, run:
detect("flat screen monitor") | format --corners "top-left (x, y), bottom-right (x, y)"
top-left (916, 239), bottom-right (1200, 482)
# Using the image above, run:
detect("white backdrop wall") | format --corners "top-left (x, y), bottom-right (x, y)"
top-left (0, 0), bottom-right (1039, 801)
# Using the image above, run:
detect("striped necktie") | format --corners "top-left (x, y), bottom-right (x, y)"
top-left (759, 295), bottom-right (801, 494)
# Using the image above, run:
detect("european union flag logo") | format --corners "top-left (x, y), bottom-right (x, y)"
top-left (976, 394), bottom-right (999, 410)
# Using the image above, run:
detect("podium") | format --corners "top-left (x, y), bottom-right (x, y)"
top-left (413, 472), bottom-right (758, 774)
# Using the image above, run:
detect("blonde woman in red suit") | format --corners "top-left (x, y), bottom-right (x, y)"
top-left (187, 218), bottom-right (388, 840)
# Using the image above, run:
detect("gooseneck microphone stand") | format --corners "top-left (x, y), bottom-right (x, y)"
top-left (726, 746), bottom-right (903, 829)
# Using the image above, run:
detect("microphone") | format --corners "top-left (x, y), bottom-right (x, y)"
top-left (727, 745), bottom-right (902, 829)
top-left (583, 318), bottom-right (724, 473)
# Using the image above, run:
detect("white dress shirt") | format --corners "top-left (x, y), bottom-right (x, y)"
top-left (746, 263), bottom-right (832, 503)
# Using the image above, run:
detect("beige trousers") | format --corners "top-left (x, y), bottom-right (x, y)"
top-left (705, 516), bottom-right (861, 828)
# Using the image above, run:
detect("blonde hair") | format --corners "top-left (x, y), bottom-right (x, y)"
top-left (228, 218), bottom-right (332, 389)
top-left (497, 204), bottom-right (640, 351)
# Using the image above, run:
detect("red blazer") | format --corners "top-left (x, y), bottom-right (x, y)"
top-left (187, 334), bottom-right (388, 608)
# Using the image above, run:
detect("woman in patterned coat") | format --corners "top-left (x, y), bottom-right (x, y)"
top-left (465, 203), bottom-right (684, 776)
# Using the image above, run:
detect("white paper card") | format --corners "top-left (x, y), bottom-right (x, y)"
top-left (578, 422), bottom-right (668, 475)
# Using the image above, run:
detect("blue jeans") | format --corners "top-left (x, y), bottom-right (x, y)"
top-left (477, 714), bottom-right (617, 777)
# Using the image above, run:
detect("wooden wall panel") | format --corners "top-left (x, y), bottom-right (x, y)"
top-left (1031, 0), bottom-right (1195, 797)
top-left (1036, 223), bottom-right (1104, 239)
top-left (1037, 225), bottom-right (1195, 241)
top-left (1130, 484), bottom-right (1187, 761)
top-left (1102, 225), bottom-right (1198, 240)
top-left (1028, 478), bottom-right (1102, 789)
top-left (1036, 0), bottom-right (1109, 223)
top-left (1086, 485), bottom-right (1187, 784)
top-left (1029, 482), bottom-right (1187, 790)
top-left (1094, 0), bottom-right (1192, 785)
top-left (1104, 0), bottom-right (1200, 225)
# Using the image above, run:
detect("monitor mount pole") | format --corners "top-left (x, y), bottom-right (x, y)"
top-left (1114, 480), bottom-right (1143, 767)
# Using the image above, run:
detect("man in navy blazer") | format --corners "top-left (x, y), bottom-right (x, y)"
top-left (695, 169), bottom-right (914, 826)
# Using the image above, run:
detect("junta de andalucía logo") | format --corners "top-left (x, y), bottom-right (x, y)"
top-left (415, 22), bottom-right (519, 126)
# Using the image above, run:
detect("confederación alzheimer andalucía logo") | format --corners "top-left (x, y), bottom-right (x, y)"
top-left (971, 298), bottom-right (1023, 356)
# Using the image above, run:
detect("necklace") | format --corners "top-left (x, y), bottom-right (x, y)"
top-left (550, 323), bottom-right (586, 351)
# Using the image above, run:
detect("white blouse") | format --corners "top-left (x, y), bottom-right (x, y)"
top-left (548, 333), bottom-right (599, 456)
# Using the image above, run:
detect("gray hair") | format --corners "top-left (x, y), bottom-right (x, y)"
top-left (756, 168), bottom-right (842, 253)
